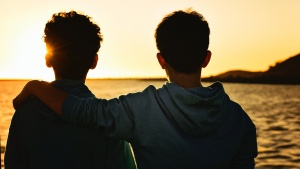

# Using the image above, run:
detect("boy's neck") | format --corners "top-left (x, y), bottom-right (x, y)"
top-left (55, 76), bottom-right (86, 84)
top-left (54, 71), bottom-right (87, 84)
top-left (166, 69), bottom-right (203, 88)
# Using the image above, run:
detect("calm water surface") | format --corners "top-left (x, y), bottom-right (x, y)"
top-left (1, 79), bottom-right (299, 169)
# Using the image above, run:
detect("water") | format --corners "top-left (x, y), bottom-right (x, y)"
top-left (1, 79), bottom-right (299, 169)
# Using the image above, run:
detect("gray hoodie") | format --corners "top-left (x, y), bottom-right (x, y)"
top-left (63, 82), bottom-right (257, 169)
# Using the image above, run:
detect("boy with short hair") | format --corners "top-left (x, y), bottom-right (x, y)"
top-left (5, 11), bottom-right (136, 169)
top-left (14, 9), bottom-right (258, 169)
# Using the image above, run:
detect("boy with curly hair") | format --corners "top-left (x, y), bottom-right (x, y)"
top-left (5, 11), bottom-right (136, 169)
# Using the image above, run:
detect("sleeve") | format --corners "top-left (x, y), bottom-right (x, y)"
top-left (61, 94), bottom-right (136, 140)
top-left (4, 110), bottom-right (29, 169)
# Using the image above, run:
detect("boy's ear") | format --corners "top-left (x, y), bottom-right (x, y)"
top-left (90, 54), bottom-right (98, 69)
top-left (45, 53), bottom-right (52, 68)
top-left (202, 50), bottom-right (211, 68)
top-left (157, 53), bottom-right (166, 69)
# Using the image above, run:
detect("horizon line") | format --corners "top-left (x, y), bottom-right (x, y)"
top-left (0, 77), bottom-right (168, 81)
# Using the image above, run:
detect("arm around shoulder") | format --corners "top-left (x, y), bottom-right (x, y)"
top-left (61, 94), bottom-right (136, 139)
top-left (13, 80), bottom-right (68, 115)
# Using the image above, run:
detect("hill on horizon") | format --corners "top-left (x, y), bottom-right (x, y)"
top-left (202, 53), bottom-right (300, 84)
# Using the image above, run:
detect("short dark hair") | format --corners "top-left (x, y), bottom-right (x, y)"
top-left (155, 9), bottom-right (210, 74)
top-left (44, 11), bottom-right (103, 79)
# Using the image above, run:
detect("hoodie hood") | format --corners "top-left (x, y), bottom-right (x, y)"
top-left (158, 82), bottom-right (231, 137)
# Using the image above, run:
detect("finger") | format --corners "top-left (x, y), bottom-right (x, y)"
top-left (13, 98), bottom-right (19, 109)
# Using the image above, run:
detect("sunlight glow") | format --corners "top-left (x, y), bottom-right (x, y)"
top-left (0, 0), bottom-right (300, 79)
top-left (1, 25), bottom-right (54, 81)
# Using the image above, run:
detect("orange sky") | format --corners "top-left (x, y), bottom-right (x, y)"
top-left (0, 0), bottom-right (299, 80)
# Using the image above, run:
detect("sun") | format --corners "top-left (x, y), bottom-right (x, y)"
top-left (3, 25), bottom-right (54, 81)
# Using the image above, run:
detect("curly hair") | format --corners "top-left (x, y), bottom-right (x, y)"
top-left (44, 11), bottom-right (103, 79)
top-left (155, 9), bottom-right (210, 74)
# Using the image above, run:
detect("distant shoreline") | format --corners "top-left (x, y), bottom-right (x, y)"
top-left (1, 77), bottom-right (300, 85)
top-left (0, 78), bottom-right (168, 81)
top-left (88, 77), bottom-right (168, 81)
top-left (201, 77), bottom-right (300, 85)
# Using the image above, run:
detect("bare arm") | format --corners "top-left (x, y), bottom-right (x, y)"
top-left (13, 80), bottom-right (68, 115)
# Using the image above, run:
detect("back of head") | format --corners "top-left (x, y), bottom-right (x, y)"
top-left (44, 11), bottom-right (102, 79)
top-left (155, 9), bottom-right (210, 74)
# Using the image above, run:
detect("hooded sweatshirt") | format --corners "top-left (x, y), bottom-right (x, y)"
top-left (5, 79), bottom-right (136, 169)
top-left (62, 81), bottom-right (258, 169)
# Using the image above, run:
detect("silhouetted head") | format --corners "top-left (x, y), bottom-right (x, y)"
top-left (44, 11), bottom-right (102, 80)
top-left (155, 9), bottom-right (210, 74)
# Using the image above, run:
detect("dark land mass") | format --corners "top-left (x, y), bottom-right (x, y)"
top-left (202, 53), bottom-right (300, 85)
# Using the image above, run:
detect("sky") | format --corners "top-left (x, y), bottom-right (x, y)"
top-left (0, 0), bottom-right (299, 80)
